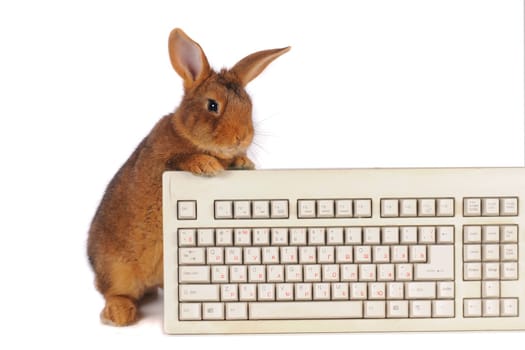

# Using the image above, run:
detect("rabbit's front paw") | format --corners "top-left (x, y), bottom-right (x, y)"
top-left (230, 155), bottom-right (255, 170)
top-left (186, 154), bottom-right (225, 176)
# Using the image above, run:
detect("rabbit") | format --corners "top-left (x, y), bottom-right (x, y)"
top-left (87, 28), bottom-right (290, 326)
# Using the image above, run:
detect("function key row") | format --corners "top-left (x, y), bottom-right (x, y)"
top-left (178, 226), bottom-right (454, 247)
top-left (463, 197), bottom-right (518, 217)
top-left (215, 200), bottom-right (289, 220)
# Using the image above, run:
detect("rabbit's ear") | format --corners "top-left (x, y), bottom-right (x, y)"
top-left (169, 28), bottom-right (211, 89)
top-left (231, 46), bottom-right (290, 87)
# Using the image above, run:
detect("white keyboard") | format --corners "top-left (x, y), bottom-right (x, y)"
top-left (162, 168), bottom-right (525, 334)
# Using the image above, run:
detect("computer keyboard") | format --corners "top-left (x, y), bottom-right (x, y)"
top-left (162, 168), bottom-right (525, 334)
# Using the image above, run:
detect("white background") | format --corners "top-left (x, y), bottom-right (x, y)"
top-left (0, 0), bottom-right (524, 348)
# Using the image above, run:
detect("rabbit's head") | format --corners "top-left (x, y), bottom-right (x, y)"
top-left (168, 28), bottom-right (289, 160)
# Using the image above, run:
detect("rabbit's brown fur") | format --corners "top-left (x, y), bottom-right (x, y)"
top-left (87, 28), bottom-right (289, 326)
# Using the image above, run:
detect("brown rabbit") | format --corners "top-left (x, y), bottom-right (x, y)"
top-left (87, 28), bottom-right (290, 326)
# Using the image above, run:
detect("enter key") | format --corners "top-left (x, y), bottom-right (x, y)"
top-left (414, 245), bottom-right (454, 280)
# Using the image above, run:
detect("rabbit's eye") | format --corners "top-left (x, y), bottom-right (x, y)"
top-left (207, 99), bottom-right (219, 113)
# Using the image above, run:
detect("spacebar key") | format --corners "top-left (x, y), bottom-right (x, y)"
top-left (249, 301), bottom-right (363, 320)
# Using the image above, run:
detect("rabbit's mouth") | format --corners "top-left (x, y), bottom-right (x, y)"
top-left (209, 144), bottom-right (249, 160)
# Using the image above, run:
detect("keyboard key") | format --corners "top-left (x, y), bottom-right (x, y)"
top-left (179, 303), bottom-right (202, 320)
top-left (482, 299), bottom-right (500, 317)
top-left (276, 283), bottom-right (294, 301)
top-left (482, 281), bottom-right (500, 298)
top-left (318, 246), bottom-right (335, 263)
top-left (354, 246), bottom-right (372, 263)
top-left (350, 282), bottom-right (367, 299)
top-left (179, 285), bottom-right (220, 302)
top-left (297, 199), bottom-right (316, 218)
top-left (501, 225), bottom-right (518, 243)
top-left (399, 199), bottom-right (417, 217)
top-left (270, 200), bottom-right (289, 218)
top-left (391, 245), bottom-right (408, 263)
top-left (308, 227), bottom-right (325, 245)
top-left (221, 284), bottom-right (239, 301)
top-left (280, 246), bottom-right (297, 263)
top-left (436, 281), bottom-right (454, 299)
top-left (432, 300), bottom-right (454, 318)
top-left (463, 299), bottom-right (482, 317)
top-left (211, 266), bottom-right (228, 283)
top-left (234, 228), bottom-right (251, 246)
top-left (177, 200), bottom-right (197, 220)
top-left (354, 199), bottom-right (372, 218)
top-left (179, 247), bottom-right (205, 265)
top-left (206, 247), bottom-right (224, 264)
top-left (345, 227), bottom-right (362, 244)
top-left (295, 283), bottom-right (313, 300)
top-left (317, 199), bottom-right (335, 217)
top-left (313, 283), bottom-right (331, 300)
top-left (249, 301), bottom-right (363, 320)
top-left (252, 228), bottom-right (270, 245)
top-left (482, 244), bottom-right (500, 261)
top-left (436, 198), bottom-right (454, 217)
top-left (436, 226), bottom-right (454, 244)
top-left (482, 198), bottom-right (499, 216)
top-left (482, 263), bottom-right (500, 280)
top-left (234, 200), bottom-right (251, 218)
top-left (463, 244), bottom-right (481, 262)
top-left (381, 199), bottom-right (399, 217)
top-left (262, 247), bottom-right (279, 264)
top-left (482, 226), bottom-right (500, 243)
top-left (418, 226), bottom-right (435, 243)
top-left (257, 283), bottom-right (275, 301)
top-left (322, 264), bottom-right (340, 281)
top-left (400, 226), bottom-right (418, 244)
top-left (252, 200), bottom-right (270, 219)
top-left (501, 244), bottom-right (518, 261)
top-left (271, 228), bottom-right (288, 245)
top-left (214, 200), bottom-right (232, 219)
top-left (239, 284), bottom-right (256, 301)
top-left (203, 303), bottom-right (224, 320)
top-left (501, 262), bottom-right (518, 280)
top-left (290, 228), bottom-right (307, 245)
top-left (197, 228), bottom-right (214, 246)
top-left (335, 199), bottom-right (353, 217)
top-left (225, 302), bottom-right (248, 320)
top-left (368, 282), bottom-right (386, 299)
top-left (405, 282), bottom-right (436, 299)
top-left (463, 198), bottom-right (481, 216)
top-left (364, 301), bottom-right (386, 318)
top-left (285, 265), bottom-right (303, 282)
top-left (418, 199), bottom-right (436, 217)
top-left (414, 244), bottom-right (454, 281)
top-left (387, 300), bottom-right (408, 318)
top-left (216, 228), bottom-right (233, 246)
top-left (387, 282), bottom-right (404, 299)
top-left (410, 300), bottom-right (431, 318)
top-left (299, 246), bottom-right (316, 264)
top-left (326, 227), bottom-right (344, 245)
top-left (179, 266), bottom-right (210, 283)
top-left (382, 227), bottom-right (399, 244)
top-left (501, 298), bottom-right (519, 317)
top-left (463, 225), bottom-right (481, 243)
top-left (332, 283), bottom-right (349, 300)
top-left (463, 263), bottom-right (482, 280)
top-left (341, 264), bottom-right (358, 281)
top-left (500, 197), bottom-right (518, 216)
top-left (248, 265), bottom-right (267, 283)
top-left (363, 227), bottom-right (380, 244)
top-left (178, 228), bottom-right (196, 247)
